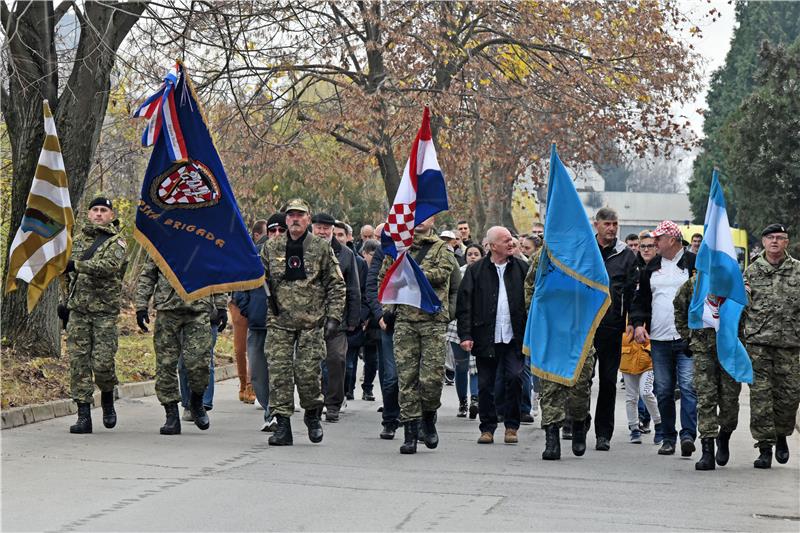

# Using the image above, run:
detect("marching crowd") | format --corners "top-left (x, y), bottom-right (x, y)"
top-left (61, 196), bottom-right (799, 470)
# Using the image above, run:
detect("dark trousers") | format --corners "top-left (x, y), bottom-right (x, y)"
top-left (345, 342), bottom-right (379, 395)
top-left (592, 328), bottom-right (623, 440)
top-left (476, 343), bottom-right (523, 433)
top-left (377, 330), bottom-right (400, 427)
top-left (322, 331), bottom-right (347, 411)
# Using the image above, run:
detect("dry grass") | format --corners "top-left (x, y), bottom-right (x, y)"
top-left (1, 306), bottom-right (235, 409)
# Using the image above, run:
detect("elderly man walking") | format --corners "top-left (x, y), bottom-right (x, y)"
top-left (457, 226), bottom-right (529, 444)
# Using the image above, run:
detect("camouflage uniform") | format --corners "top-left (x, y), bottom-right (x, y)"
top-left (524, 250), bottom-right (594, 427)
top-left (742, 252), bottom-right (800, 448)
top-left (135, 256), bottom-right (227, 405)
top-left (378, 232), bottom-right (459, 423)
top-left (261, 232), bottom-right (346, 417)
top-left (65, 222), bottom-right (127, 403)
top-left (674, 277), bottom-right (740, 439)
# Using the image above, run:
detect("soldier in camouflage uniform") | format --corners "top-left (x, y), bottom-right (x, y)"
top-left (260, 198), bottom-right (346, 446)
top-left (378, 217), bottom-right (460, 454)
top-left (674, 276), bottom-right (741, 471)
top-left (742, 224), bottom-right (800, 469)
top-left (62, 197), bottom-right (127, 434)
top-left (524, 249), bottom-right (594, 460)
top-left (135, 255), bottom-right (228, 435)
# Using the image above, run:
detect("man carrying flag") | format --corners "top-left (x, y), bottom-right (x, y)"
top-left (377, 107), bottom-right (458, 455)
top-left (523, 145), bottom-right (611, 461)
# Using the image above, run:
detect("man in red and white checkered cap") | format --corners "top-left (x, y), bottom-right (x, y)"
top-left (630, 219), bottom-right (699, 458)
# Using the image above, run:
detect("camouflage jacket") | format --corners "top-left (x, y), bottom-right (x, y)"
top-left (65, 222), bottom-right (127, 315)
top-left (135, 255), bottom-right (227, 314)
top-left (673, 276), bottom-right (716, 354)
top-left (523, 248), bottom-right (542, 308)
top-left (261, 231), bottom-right (346, 330)
top-left (742, 252), bottom-right (800, 348)
top-left (378, 232), bottom-right (459, 323)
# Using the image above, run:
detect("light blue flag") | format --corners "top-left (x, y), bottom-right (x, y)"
top-left (688, 169), bottom-right (753, 383)
top-left (522, 145), bottom-right (610, 386)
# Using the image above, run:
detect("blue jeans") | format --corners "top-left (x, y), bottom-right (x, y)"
top-left (650, 339), bottom-right (697, 443)
top-left (377, 330), bottom-right (400, 427)
top-left (247, 328), bottom-right (269, 421)
top-left (451, 342), bottom-right (478, 402)
top-left (179, 326), bottom-right (217, 409)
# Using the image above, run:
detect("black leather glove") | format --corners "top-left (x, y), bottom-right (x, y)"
top-left (211, 308), bottom-right (228, 332)
top-left (64, 260), bottom-right (75, 274)
top-left (57, 304), bottom-right (69, 330)
top-left (382, 310), bottom-right (396, 333)
top-left (323, 317), bottom-right (341, 340)
top-left (136, 309), bottom-right (150, 332)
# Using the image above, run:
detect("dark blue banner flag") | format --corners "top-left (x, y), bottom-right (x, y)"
top-left (133, 62), bottom-right (263, 300)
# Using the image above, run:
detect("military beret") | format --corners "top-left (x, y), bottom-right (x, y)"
top-left (88, 197), bottom-right (113, 210)
top-left (311, 212), bottom-right (336, 225)
top-left (761, 224), bottom-right (788, 237)
top-left (267, 212), bottom-right (287, 230)
top-left (283, 198), bottom-right (311, 213)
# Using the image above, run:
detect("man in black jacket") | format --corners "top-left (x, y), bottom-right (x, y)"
top-left (457, 226), bottom-right (530, 445)
top-left (312, 212), bottom-right (361, 422)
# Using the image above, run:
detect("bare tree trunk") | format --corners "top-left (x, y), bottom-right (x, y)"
top-left (1, 0), bottom-right (144, 358)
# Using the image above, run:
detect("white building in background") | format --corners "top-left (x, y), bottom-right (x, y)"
top-left (578, 191), bottom-right (692, 238)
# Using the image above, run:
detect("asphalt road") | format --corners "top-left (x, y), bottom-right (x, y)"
top-left (2, 375), bottom-right (798, 532)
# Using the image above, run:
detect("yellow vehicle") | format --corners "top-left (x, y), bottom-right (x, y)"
top-left (679, 224), bottom-right (749, 271)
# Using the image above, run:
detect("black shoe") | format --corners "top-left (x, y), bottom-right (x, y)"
top-left (561, 424), bottom-right (573, 440)
top-left (754, 446), bottom-right (772, 469)
top-left (100, 390), bottom-right (116, 429)
top-left (680, 437), bottom-right (695, 457)
top-left (595, 436), bottom-right (611, 451)
top-left (695, 438), bottom-right (715, 470)
top-left (345, 392), bottom-right (354, 401)
top-left (674, 388), bottom-right (681, 401)
top-left (468, 396), bottom-right (478, 420)
top-left (658, 441), bottom-right (675, 455)
top-left (325, 408), bottom-right (340, 422)
top-left (189, 391), bottom-right (210, 430)
top-left (572, 419), bottom-right (587, 456)
top-left (380, 422), bottom-right (398, 440)
top-left (159, 402), bottom-right (181, 435)
top-left (520, 412), bottom-right (535, 425)
top-left (268, 416), bottom-right (293, 446)
top-left (400, 421), bottom-right (418, 454)
top-left (70, 402), bottom-right (92, 434)
top-left (542, 424), bottom-right (561, 460)
top-left (421, 411), bottom-right (439, 449)
top-left (639, 419), bottom-right (651, 434)
top-left (304, 408), bottom-right (324, 443)
top-left (716, 430), bottom-right (732, 466)
top-left (775, 436), bottom-right (790, 464)
top-left (362, 391), bottom-right (375, 401)
top-left (457, 399), bottom-right (468, 418)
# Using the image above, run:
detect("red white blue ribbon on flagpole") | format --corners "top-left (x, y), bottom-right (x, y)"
top-left (134, 63), bottom-right (188, 162)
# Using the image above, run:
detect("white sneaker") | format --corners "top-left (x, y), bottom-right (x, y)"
top-left (181, 408), bottom-right (194, 422)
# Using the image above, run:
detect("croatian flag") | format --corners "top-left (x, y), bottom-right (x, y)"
top-left (689, 169), bottom-right (752, 383)
top-left (134, 63), bottom-right (188, 163)
top-left (378, 107), bottom-right (449, 313)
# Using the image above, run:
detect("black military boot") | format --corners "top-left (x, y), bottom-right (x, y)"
top-left (716, 429), bottom-right (732, 466)
top-left (571, 418), bottom-right (587, 456)
top-left (189, 391), bottom-right (210, 430)
top-left (268, 416), bottom-right (293, 446)
top-left (70, 402), bottom-right (92, 434)
top-left (421, 411), bottom-right (439, 449)
top-left (542, 424), bottom-right (561, 460)
top-left (400, 421), bottom-right (418, 454)
top-left (754, 446), bottom-right (772, 469)
top-left (304, 407), bottom-right (324, 443)
top-left (160, 402), bottom-right (181, 435)
top-left (695, 438), bottom-right (716, 471)
top-left (775, 436), bottom-right (790, 464)
top-left (100, 390), bottom-right (117, 429)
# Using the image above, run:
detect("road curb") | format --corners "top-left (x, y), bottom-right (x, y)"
top-left (1, 363), bottom-right (238, 430)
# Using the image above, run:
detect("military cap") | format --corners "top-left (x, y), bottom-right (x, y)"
top-left (267, 212), bottom-right (287, 230)
top-left (761, 223), bottom-right (788, 237)
top-left (311, 212), bottom-right (336, 225)
top-left (88, 196), bottom-right (113, 210)
top-left (284, 198), bottom-right (311, 213)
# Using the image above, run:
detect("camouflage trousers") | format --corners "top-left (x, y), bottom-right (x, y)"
top-left (693, 349), bottom-right (741, 439)
top-left (267, 326), bottom-right (324, 417)
top-left (67, 311), bottom-right (119, 403)
top-left (539, 349), bottom-right (596, 427)
top-left (394, 319), bottom-right (446, 422)
top-left (154, 310), bottom-right (212, 405)
top-left (748, 343), bottom-right (800, 448)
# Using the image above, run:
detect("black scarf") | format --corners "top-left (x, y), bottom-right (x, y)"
top-left (284, 232), bottom-right (307, 280)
